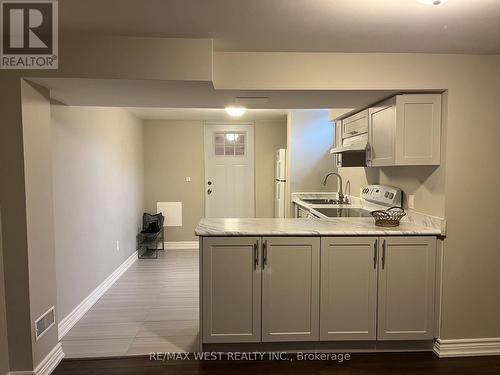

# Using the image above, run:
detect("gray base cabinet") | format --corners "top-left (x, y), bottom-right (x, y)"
top-left (319, 236), bottom-right (437, 342)
top-left (377, 236), bottom-right (437, 340)
top-left (201, 235), bottom-right (437, 345)
top-left (202, 237), bottom-right (261, 343)
top-left (262, 237), bottom-right (320, 342)
top-left (320, 237), bottom-right (378, 341)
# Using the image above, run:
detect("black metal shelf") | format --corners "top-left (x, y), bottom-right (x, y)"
top-left (137, 213), bottom-right (165, 259)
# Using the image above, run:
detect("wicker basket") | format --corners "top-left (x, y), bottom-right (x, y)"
top-left (371, 207), bottom-right (406, 227)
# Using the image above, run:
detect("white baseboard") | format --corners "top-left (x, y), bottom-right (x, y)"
top-left (8, 342), bottom-right (64, 375)
top-left (57, 251), bottom-right (137, 339)
top-left (34, 343), bottom-right (64, 375)
top-left (164, 241), bottom-right (199, 250)
top-left (434, 338), bottom-right (500, 357)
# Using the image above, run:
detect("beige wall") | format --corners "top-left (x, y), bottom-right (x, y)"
top-left (0, 211), bottom-right (9, 375)
top-left (0, 76), bottom-right (34, 372)
top-left (214, 52), bottom-right (500, 340)
top-left (51, 106), bottom-right (144, 321)
top-left (340, 165), bottom-right (446, 216)
top-left (255, 120), bottom-right (287, 218)
top-left (58, 36), bottom-right (213, 81)
top-left (143, 121), bottom-right (205, 241)
top-left (144, 119), bottom-right (287, 240)
top-left (21, 81), bottom-right (59, 368)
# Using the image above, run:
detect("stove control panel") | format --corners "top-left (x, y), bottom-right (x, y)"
top-left (361, 185), bottom-right (402, 207)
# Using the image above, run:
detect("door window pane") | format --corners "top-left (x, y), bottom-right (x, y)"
top-left (214, 132), bottom-right (246, 156)
top-left (215, 146), bottom-right (225, 156)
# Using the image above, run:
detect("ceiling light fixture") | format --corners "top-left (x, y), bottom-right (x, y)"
top-left (417, 0), bottom-right (448, 5)
top-left (225, 106), bottom-right (247, 117)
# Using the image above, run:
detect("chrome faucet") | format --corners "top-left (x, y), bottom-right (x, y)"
top-left (322, 172), bottom-right (345, 203)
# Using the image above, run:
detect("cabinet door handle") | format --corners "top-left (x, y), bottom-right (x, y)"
top-left (262, 240), bottom-right (268, 269)
top-left (382, 240), bottom-right (386, 269)
top-left (366, 144), bottom-right (372, 166)
top-left (374, 239), bottom-right (378, 269)
top-left (253, 241), bottom-right (259, 270)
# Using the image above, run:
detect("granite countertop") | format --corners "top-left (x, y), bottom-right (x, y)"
top-left (195, 218), bottom-right (442, 237)
top-left (291, 192), bottom-right (447, 235)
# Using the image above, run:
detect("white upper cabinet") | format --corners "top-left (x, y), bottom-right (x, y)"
top-left (368, 94), bottom-right (442, 166)
top-left (342, 109), bottom-right (369, 139)
top-left (368, 98), bottom-right (396, 167)
top-left (395, 94), bottom-right (442, 166)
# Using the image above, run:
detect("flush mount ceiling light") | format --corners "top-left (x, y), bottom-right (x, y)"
top-left (225, 106), bottom-right (247, 117)
top-left (417, 0), bottom-right (448, 5)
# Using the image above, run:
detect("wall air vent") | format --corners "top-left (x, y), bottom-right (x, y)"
top-left (35, 306), bottom-right (55, 341)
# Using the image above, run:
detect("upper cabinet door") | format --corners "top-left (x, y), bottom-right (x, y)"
top-left (395, 94), bottom-right (442, 165)
top-left (261, 237), bottom-right (320, 342)
top-left (368, 99), bottom-right (396, 167)
top-left (342, 109), bottom-right (369, 139)
top-left (377, 236), bottom-right (437, 341)
top-left (320, 237), bottom-right (378, 341)
top-left (359, 93), bottom-right (442, 167)
top-left (202, 237), bottom-right (261, 343)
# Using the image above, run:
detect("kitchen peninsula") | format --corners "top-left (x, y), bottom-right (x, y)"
top-left (195, 192), bottom-right (445, 352)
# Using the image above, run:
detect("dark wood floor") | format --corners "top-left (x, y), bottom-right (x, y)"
top-left (53, 352), bottom-right (500, 374)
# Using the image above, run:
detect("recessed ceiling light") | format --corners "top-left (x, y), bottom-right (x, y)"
top-left (418, 0), bottom-right (448, 5)
top-left (225, 106), bottom-right (247, 117)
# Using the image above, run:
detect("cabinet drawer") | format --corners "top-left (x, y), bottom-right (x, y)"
top-left (342, 110), bottom-right (369, 139)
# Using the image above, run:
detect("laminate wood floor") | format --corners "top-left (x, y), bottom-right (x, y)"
top-left (53, 352), bottom-right (500, 374)
top-left (61, 249), bottom-right (199, 358)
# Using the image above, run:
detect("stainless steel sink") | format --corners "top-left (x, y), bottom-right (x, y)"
top-left (315, 207), bottom-right (372, 217)
top-left (301, 198), bottom-right (349, 205)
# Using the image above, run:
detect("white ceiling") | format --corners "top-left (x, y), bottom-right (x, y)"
top-left (127, 108), bottom-right (288, 121)
top-left (60, 0), bottom-right (500, 54)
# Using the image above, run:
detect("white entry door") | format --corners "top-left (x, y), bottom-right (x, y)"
top-left (204, 123), bottom-right (255, 218)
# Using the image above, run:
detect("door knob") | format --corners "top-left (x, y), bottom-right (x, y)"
top-left (207, 189), bottom-right (212, 195)
top-left (207, 181), bottom-right (212, 186)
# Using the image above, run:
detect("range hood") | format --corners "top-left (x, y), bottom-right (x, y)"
top-left (330, 133), bottom-right (370, 167)
top-left (330, 133), bottom-right (369, 154)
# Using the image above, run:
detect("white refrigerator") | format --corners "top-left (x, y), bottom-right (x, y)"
top-left (274, 149), bottom-right (287, 218)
